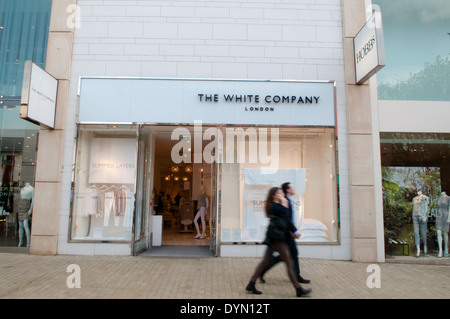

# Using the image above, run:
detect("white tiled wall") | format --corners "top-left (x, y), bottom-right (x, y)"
top-left (59, 0), bottom-right (350, 259)
top-left (70, 0), bottom-right (344, 79)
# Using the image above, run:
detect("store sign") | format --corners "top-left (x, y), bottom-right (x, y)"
top-left (354, 12), bottom-right (385, 85)
top-left (197, 93), bottom-right (321, 111)
top-left (78, 78), bottom-right (336, 126)
top-left (88, 138), bottom-right (137, 184)
top-left (20, 61), bottom-right (58, 128)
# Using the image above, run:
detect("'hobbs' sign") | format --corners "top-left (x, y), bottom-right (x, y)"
top-left (354, 12), bottom-right (386, 85)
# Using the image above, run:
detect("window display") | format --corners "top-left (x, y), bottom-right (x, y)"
top-left (0, 129), bottom-right (39, 247)
top-left (381, 132), bottom-right (450, 257)
top-left (220, 127), bottom-right (339, 244)
top-left (70, 125), bottom-right (137, 242)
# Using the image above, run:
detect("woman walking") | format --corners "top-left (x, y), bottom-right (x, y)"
top-left (246, 187), bottom-right (311, 297)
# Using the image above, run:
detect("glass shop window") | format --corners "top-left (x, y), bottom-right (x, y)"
top-left (70, 125), bottom-right (137, 242)
top-left (381, 133), bottom-right (450, 257)
top-left (220, 127), bottom-right (339, 244)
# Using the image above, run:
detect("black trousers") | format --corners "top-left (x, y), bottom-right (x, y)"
top-left (264, 239), bottom-right (300, 276)
top-left (250, 241), bottom-right (300, 289)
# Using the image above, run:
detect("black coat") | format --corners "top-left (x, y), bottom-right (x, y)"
top-left (263, 202), bottom-right (298, 245)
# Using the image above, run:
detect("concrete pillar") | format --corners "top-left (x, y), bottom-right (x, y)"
top-left (30, 0), bottom-right (77, 255)
top-left (341, 0), bottom-right (384, 262)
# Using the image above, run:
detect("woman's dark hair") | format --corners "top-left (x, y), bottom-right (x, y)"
top-left (265, 187), bottom-right (280, 217)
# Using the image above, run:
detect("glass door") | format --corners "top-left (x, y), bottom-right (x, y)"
top-left (209, 126), bottom-right (222, 256)
top-left (132, 125), bottom-right (152, 255)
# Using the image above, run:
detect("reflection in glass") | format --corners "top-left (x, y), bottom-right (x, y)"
top-left (381, 133), bottom-right (450, 257)
top-left (373, 0), bottom-right (450, 101)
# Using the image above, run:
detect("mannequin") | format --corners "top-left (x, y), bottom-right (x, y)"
top-left (179, 191), bottom-right (194, 233)
top-left (436, 192), bottom-right (450, 257)
top-left (17, 183), bottom-right (34, 247)
top-left (194, 185), bottom-right (208, 239)
top-left (412, 191), bottom-right (428, 257)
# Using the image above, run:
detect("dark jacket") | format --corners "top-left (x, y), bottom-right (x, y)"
top-left (263, 202), bottom-right (298, 245)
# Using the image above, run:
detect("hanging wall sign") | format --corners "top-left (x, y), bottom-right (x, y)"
top-left (20, 61), bottom-right (58, 128)
top-left (354, 12), bottom-right (386, 85)
top-left (88, 138), bottom-right (137, 184)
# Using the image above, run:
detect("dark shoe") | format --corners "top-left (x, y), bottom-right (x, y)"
top-left (296, 286), bottom-right (311, 297)
top-left (246, 281), bottom-right (262, 295)
top-left (298, 276), bottom-right (310, 284)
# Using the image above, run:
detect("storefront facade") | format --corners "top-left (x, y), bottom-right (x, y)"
top-left (69, 78), bottom-right (341, 258)
top-left (373, 0), bottom-right (450, 259)
top-left (0, 0), bottom-right (52, 248)
top-left (23, 0), bottom-right (394, 262)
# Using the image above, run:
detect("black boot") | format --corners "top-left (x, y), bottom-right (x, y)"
top-left (246, 281), bottom-right (262, 294)
top-left (296, 286), bottom-right (311, 297)
top-left (298, 275), bottom-right (310, 284)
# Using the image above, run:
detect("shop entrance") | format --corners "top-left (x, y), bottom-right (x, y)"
top-left (134, 125), bottom-right (219, 257)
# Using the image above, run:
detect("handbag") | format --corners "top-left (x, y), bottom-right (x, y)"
top-left (267, 224), bottom-right (286, 241)
top-left (267, 216), bottom-right (288, 241)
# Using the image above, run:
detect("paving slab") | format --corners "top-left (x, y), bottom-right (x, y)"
top-left (0, 252), bottom-right (449, 300)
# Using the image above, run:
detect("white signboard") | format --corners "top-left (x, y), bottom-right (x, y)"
top-left (88, 138), bottom-right (137, 184)
top-left (20, 61), bottom-right (58, 128)
top-left (354, 13), bottom-right (386, 85)
top-left (242, 168), bottom-right (306, 242)
top-left (78, 78), bottom-right (336, 127)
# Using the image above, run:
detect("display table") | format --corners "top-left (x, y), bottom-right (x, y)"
top-left (151, 215), bottom-right (162, 246)
top-left (386, 238), bottom-right (409, 256)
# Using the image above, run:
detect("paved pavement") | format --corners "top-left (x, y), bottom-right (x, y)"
top-left (0, 250), bottom-right (449, 301)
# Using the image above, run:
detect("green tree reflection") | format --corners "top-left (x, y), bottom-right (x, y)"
top-left (378, 56), bottom-right (450, 101)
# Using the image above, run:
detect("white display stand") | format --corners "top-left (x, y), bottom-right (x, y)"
top-left (151, 215), bottom-right (162, 246)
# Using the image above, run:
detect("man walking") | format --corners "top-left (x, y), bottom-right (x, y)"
top-left (259, 182), bottom-right (310, 284)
